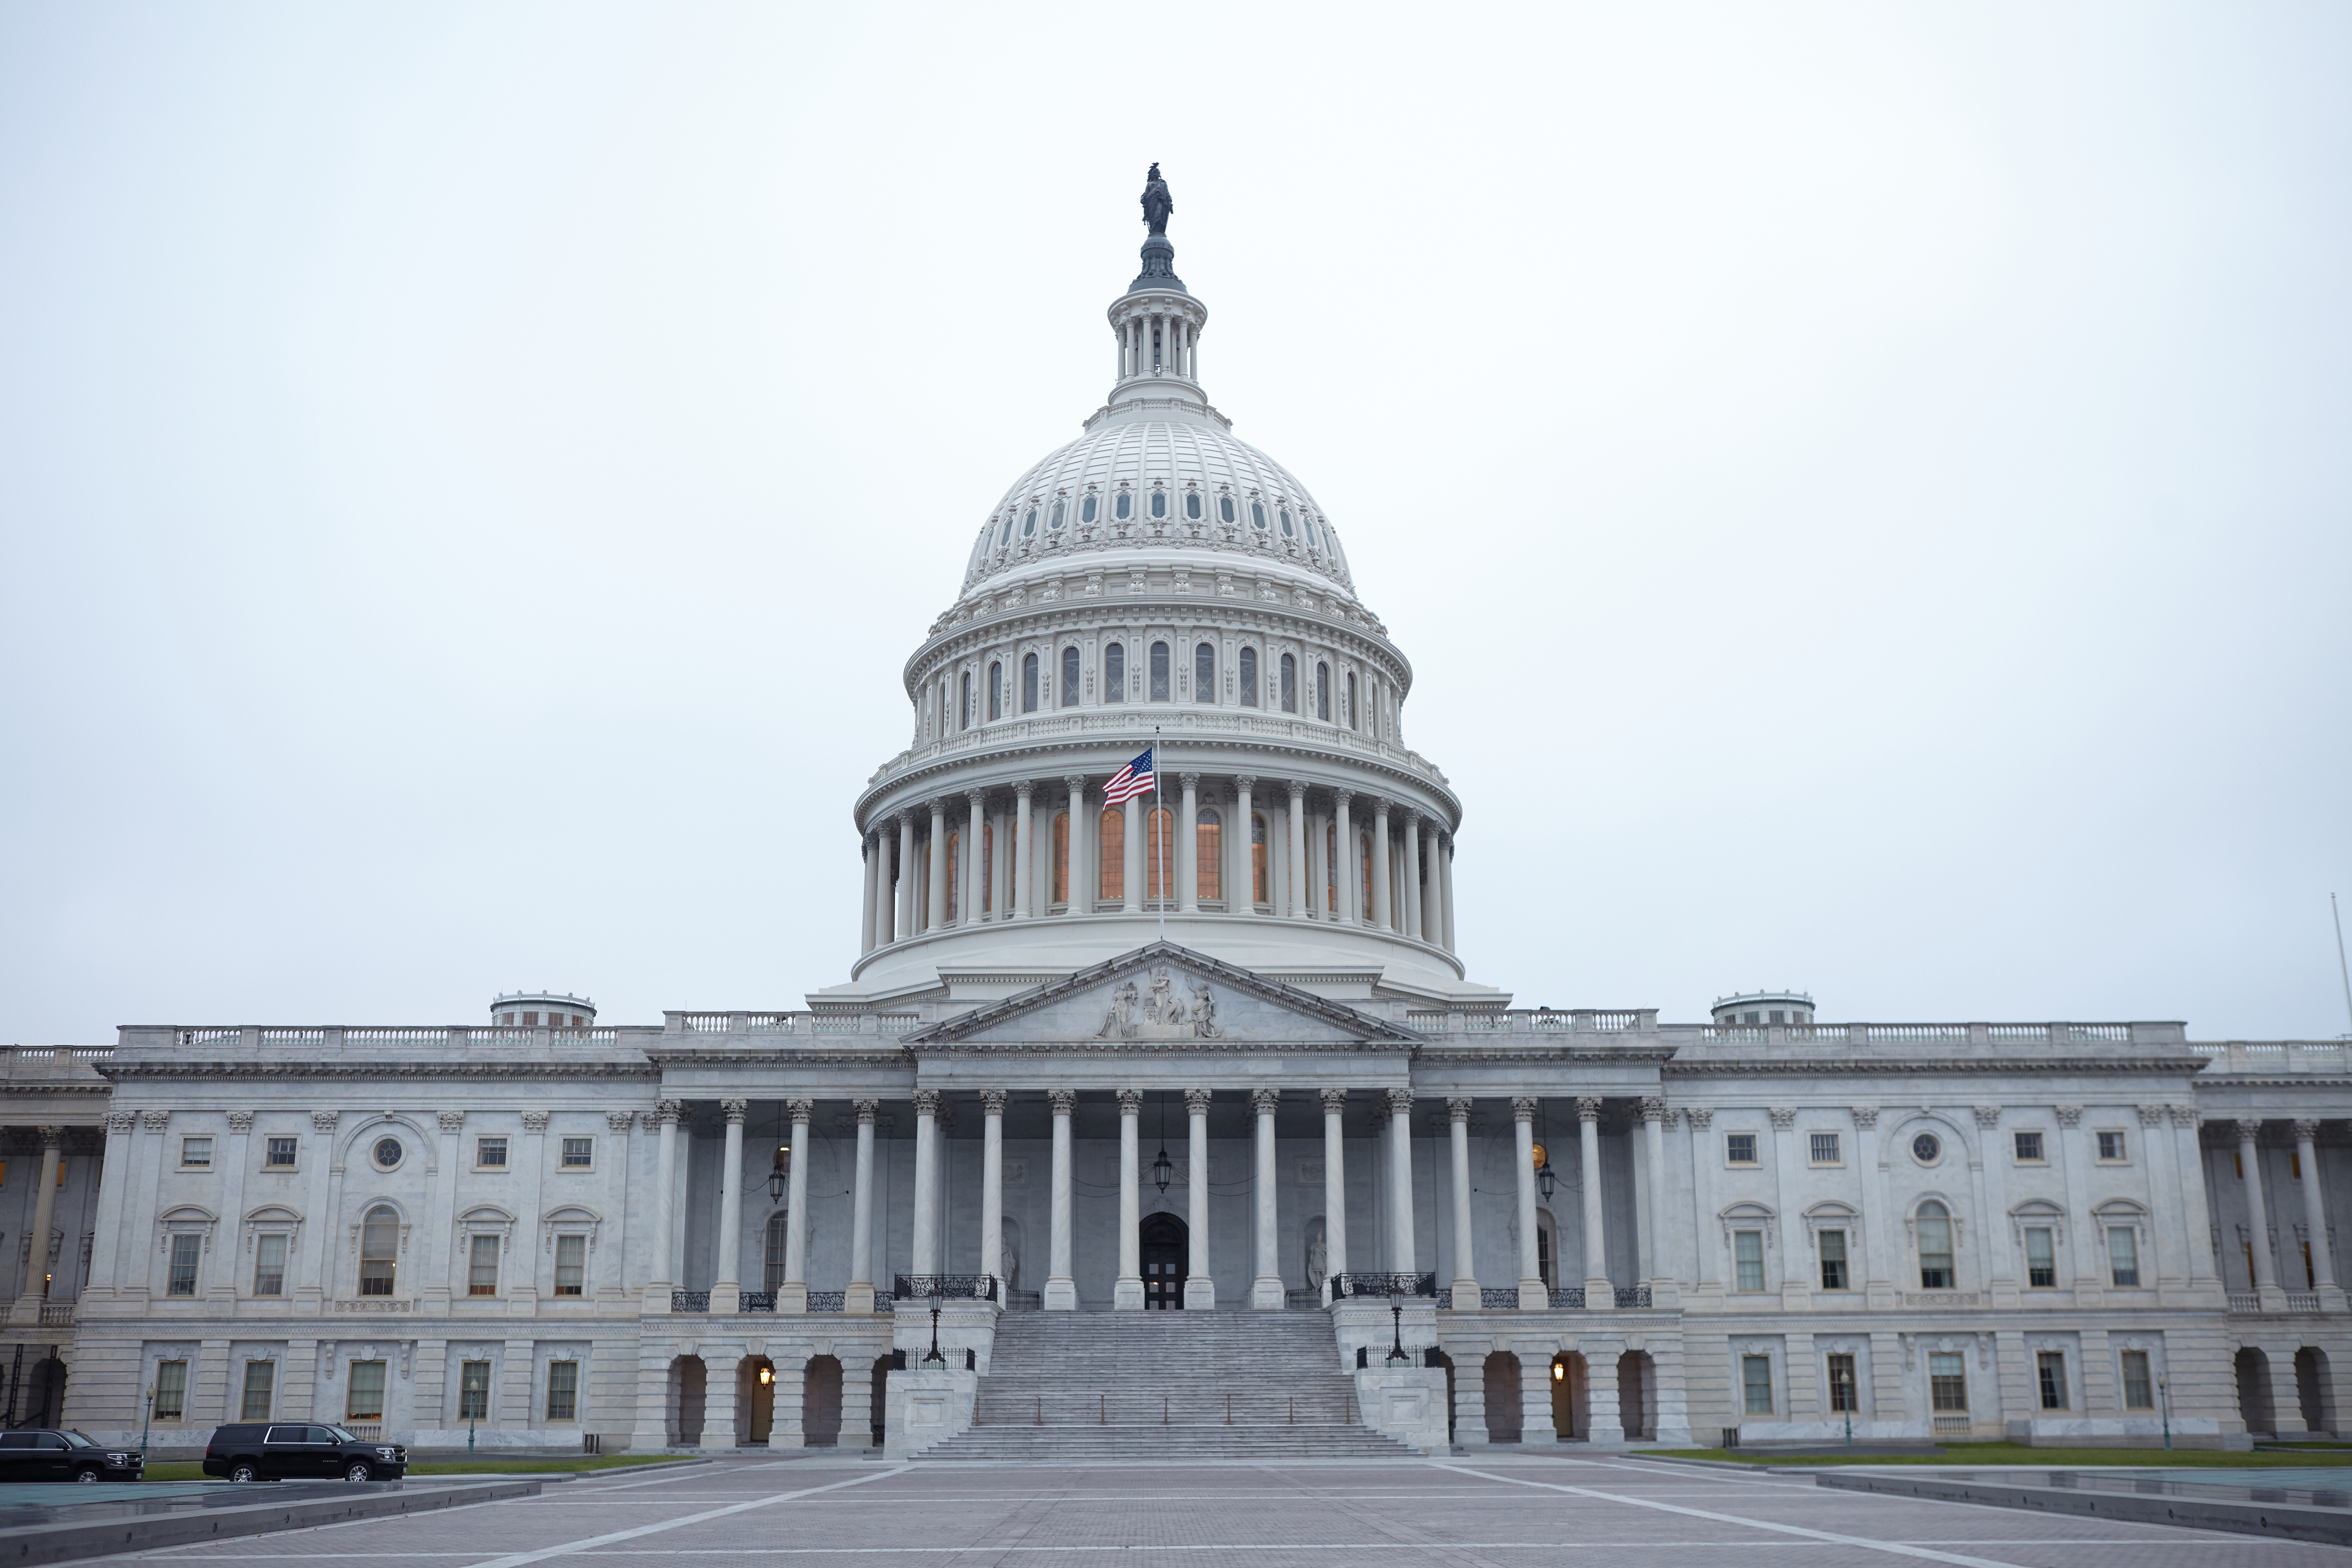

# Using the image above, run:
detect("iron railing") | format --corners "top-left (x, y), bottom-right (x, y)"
top-left (893, 1275), bottom-right (999, 1302)
top-left (1002, 1289), bottom-right (1043, 1312)
top-left (671, 1289), bottom-right (711, 1313)
top-left (808, 1292), bottom-right (846, 1313)
top-left (1547, 1287), bottom-right (1586, 1309)
top-left (739, 1291), bottom-right (776, 1313)
top-left (1330, 1273), bottom-right (1436, 1299)
top-left (1614, 1286), bottom-right (1653, 1309)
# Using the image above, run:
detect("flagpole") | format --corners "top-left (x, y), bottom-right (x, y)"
top-left (1153, 727), bottom-right (1165, 942)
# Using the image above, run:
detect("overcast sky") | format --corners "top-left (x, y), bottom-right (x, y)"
top-left (3, 4), bottom-right (2347, 1044)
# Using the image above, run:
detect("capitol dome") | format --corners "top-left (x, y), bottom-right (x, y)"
top-left (817, 173), bottom-right (1502, 1013)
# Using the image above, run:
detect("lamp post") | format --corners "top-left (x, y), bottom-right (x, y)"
top-left (1385, 1303), bottom-right (1409, 1367)
top-left (2159, 1376), bottom-right (2171, 1451)
top-left (139, 1386), bottom-right (154, 1465)
top-left (923, 1305), bottom-right (945, 1367)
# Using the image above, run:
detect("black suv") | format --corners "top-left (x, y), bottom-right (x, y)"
top-left (203, 1424), bottom-right (408, 1483)
top-left (0, 1429), bottom-right (143, 1483)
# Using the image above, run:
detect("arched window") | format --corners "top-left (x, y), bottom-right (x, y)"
top-left (1098, 807), bottom-right (1125, 903)
top-left (1081, 495), bottom-right (1098, 524)
top-left (1051, 812), bottom-right (1070, 905)
top-left (1346, 672), bottom-right (1357, 729)
top-left (1146, 806), bottom-right (1173, 903)
top-left (1116, 491), bottom-right (1132, 520)
top-left (1150, 490), bottom-right (1167, 519)
top-left (1218, 495), bottom-right (1235, 524)
top-left (1104, 642), bottom-right (1125, 703)
top-left (1194, 642), bottom-right (1215, 702)
top-left (1022, 507), bottom-right (1037, 537)
top-left (1250, 812), bottom-right (1269, 906)
top-left (1185, 491), bottom-right (1202, 520)
top-left (1149, 641), bottom-right (1170, 701)
top-left (764, 1212), bottom-right (789, 1293)
top-left (944, 831), bottom-right (959, 921)
top-left (1239, 647), bottom-right (1259, 707)
top-left (989, 661), bottom-right (1002, 721)
top-left (1315, 661), bottom-right (1330, 721)
top-left (959, 671), bottom-right (972, 731)
top-left (1916, 1201), bottom-right (1955, 1289)
top-left (1049, 500), bottom-right (1065, 529)
top-left (1197, 807), bottom-right (1222, 902)
top-left (1279, 653), bottom-right (1297, 713)
top-left (359, 1205), bottom-right (398, 1297)
top-left (1062, 646), bottom-right (1081, 707)
top-left (1359, 830), bottom-right (1374, 921)
top-left (1304, 516), bottom-right (1319, 548)
top-left (1022, 652), bottom-right (1038, 714)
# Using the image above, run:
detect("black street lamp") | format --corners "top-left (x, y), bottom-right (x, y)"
top-left (1386, 1303), bottom-right (1410, 1367)
top-left (923, 1305), bottom-right (945, 1366)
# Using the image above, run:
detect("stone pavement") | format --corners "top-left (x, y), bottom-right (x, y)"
top-left (80, 1452), bottom-right (2352, 1567)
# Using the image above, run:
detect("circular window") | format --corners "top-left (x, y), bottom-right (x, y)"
top-left (373, 1137), bottom-right (403, 1170)
top-left (1911, 1132), bottom-right (1941, 1164)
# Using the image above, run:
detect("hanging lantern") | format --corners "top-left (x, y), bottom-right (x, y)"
top-left (1536, 1147), bottom-right (1556, 1204)
top-left (1151, 1143), bottom-right (1174, 1194)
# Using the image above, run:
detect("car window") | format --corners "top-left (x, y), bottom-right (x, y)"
top-left (265, 1426), bottom-right (305, 1443)
top-left (0, 1433), bottom-right (36, 1448)
top-left (313, 1426), bottom-right (347, 1444)
top-left (38, 1433), bottom-right (70, 1449)
top-left (62, 1430), bottom-right (97, 1448)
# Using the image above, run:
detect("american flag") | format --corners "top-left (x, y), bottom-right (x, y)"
top-left (1101, 746), bottom-right (1156, 804)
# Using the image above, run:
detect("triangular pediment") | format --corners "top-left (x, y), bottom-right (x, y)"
top-left (906, 942), bottom-right (1424, 1047)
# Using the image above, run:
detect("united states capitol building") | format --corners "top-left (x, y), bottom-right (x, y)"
top-left (5, 172), bottom-right (2347, 1457)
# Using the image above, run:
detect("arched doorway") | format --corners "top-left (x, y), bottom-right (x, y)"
top-left (1552, 1352), bottom-right (1588, 1439)
top-left (1435, 1351), bottom-right (1456, 1442)
top-left (742, 1357), bottom-right (776, 1444)
top-left (1140, 1212), bottom-right (1188, 1309)
top-left (1617, 1350), bottom-right (1655, 1440)
top-left (26, 1357), bottom-right (67, 1429)
top-left (804, 1356), bottom-right (844, 1447)
top-left (670, 1356), bottom-right (707, 1447)
top-left (2236, 1347), bottom-right (2275, 1436)
top-left (869, 1356), bottom-right (892, 1448)
top-left (2297, 1347), bottom-right (2335, 1435)
top-left (1482, 1352), bottom-right (1522, 1442)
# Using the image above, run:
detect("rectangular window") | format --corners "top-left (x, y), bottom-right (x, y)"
top-left (2025, 1227), bottom-right (2057, 1289)
top-left (181, 1137), bottom-right (213, 1168)
top-left (1725, 1133), bottom-right (1758, 1165)
top-left (1809, 1132), bottom-right (1840, 1165)
top-left (561, 1137), bottom-right (593, 1168)
top-left (346, 1360), bottom-right (387, 1421)
top-left (555, 1234), bottom-right (586, 1296)
top-left (469, 1233), bottom-right (500, 1295)
top-left (1734, 1229), bottom-right (1766, 1292)
top-left (2013, 1130), bottom-right (2044, 1162)
top-left (459, 1360), bottom-right (492, 1421)
top-left (1826, 1353), bottom-right (1859, 1413)
top-left (2120, 1350), bottom-right (2155, 1410)
top-left (265, 1137), bottom-right (298, 1168)
top-left (2037, 1351), bottom-right (2068, 1410)
top-left (2097, 1130), bottom-right (2126, 1161)
top-left (1741, 1355), bottom-right (1774, 1414)
top-left (1818, 1229), bottom-right (1848, 1291)
top-left (477, 1137), bottom-right (508, 1169)
top-left (1929, 1352), bottom-right (1968, 1413)
top-left (167, 1232), bottom-right (202, 1296)
top-left (240, 1360), bottom-right (275, 1421)
top-left (546, 1360), bottom-right (579, 1421)
top-left (253, 1233), bottom-right (287, 1296)
top-left (153, 1359), bottom-right (188, 1421)
top-left (2108, 1226), bottom-right (2140, 1287)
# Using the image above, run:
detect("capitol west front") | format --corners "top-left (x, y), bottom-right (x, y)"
top-left (2, 181), bottom-right (2344, 1457)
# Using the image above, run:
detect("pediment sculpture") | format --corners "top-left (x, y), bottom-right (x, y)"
top-left (1098, 965), bottom-right (1220, 1039)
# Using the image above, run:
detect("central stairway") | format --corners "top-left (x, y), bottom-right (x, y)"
top-left (917, 1310), bottom-right (1421, 1460)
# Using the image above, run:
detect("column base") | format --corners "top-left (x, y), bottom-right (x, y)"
top-left (2258, 1283), bottom-right (2291, 1313)
top-left (1585, 1276), bottom-right (1613, 1310)
top-left (778, 1283), bottom-right (809, 1315)
top-left (1044, 1277), bottom-right (1077, 1311)
top-left (642, 1285), bottom-right (672, 1315)
top-left (1518, 1279), bottom-right (1547, 1311)
top-left (1114, 1277), bottom-right (1145, 1310)
top-left (1449, 1278), bottom-right (1480, 1310)
top-left (2320, 1285), bottom-right (2349, 1313)
top-left (843, 1282), bottom-right (876, 1315)
top-left (1182, 1278), bottom-right (1216, 1310)
top-left (710, 1284), bottom-right (741, 1314)
top-left (1251, 1277), bottom-right (1286, 1310)
top-left (699, 1431), bottom-right (736, 1450)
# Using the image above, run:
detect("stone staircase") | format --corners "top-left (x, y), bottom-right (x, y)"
top-left (917, 1310), bottom-right (1421, 1461)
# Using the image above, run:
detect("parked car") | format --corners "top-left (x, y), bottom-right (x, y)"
top-left (0, 1429), bottom-right (144, 1483)
top-left (202, 1424), bottom-right (408, 1483)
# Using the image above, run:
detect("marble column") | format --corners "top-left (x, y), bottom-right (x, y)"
top-left (1513, 1098), bottom-right (1545, 1309)
top-left (1447, 1099), bottom-right (1477, 1306)
top-left (910, 1089), bottom-right (941, 1281)
top-left (2178, 1108), bottom-right (2223, 1289)
top-left (1421, 820), bottom-right (1443, 941)
top-left (963, 792), bottom-right (985, 926)
top-left (9, 1128), bottom-right (62, 1316)
top-left (980, 1090), bottom-right (1006, 1291)
top-left (926, 800), bottom-right (950, 932)
top-left (1063, 775), bottom-right (1088, 912)
top-left (1116, 1089), bottom-right (1145, 1309)
top-left (712, 1099), bottom-right (747, 1313)
top-left (1642, 1099), bottom-right (1673, 1287)
top-left (1577, 1096), bottom-right (1610, 1308)
top-left (1232, 776), bottom-right (1256, 913)
top-left (1333, 789), bottom-right (1355, 924)
top-left (845, 1100), bottom-right (877, 1315)
top-left (2239, 1118), bottom-right (2280, 1297)
top-left (1439, 836), bottom-right (1456, 951)
top-left (1321, 1088), bottom-right (1349, 1302)
top-left (895, 814), bottom-right (916, 938)
top-left (2296, 1119), bottom-right (2343, 1306)
top-left (1045, 1089), bottom-right (1076, 1310)
top-left (1178, 773), bottom-right (1201, 914)
top-left (1400, 809), bottom-right (1423, 939)
top-left (1252, 1088), bottom-right (1283, 1308)
top-left (859, 834), bottom-right (878, 953)
top-left (780, 1099), bottom-right (812, 1312)
top-left (1386, 1088), bottom-right (1416, 1276)
top-left (1013, 781), bottom-right (1034, 918)
top-left (1372, 798), bottom-right (1393, 930)
top-left (1286, 781), bottom-right (1309, 920)
top-left (1185, 1088), bottom-right (1215, 1308)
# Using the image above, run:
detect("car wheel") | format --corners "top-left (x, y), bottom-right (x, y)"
top-left (228, 1462), bottom-right (258, 1483)
top-left (343, 1462), bottom-right (372, 1483)
top-left (74, 1467), bottom-right (103, 1483)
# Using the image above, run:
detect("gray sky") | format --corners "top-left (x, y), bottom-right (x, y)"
top-left (3, 4), bottom-right (2347, 1044)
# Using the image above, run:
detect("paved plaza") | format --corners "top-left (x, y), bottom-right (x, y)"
top-left (81, 1455), bottom-right (2352, 1567)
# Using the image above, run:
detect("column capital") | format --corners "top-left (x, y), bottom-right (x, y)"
top-left (926, 797), bottom-right (949, 818)
top-left (1371, 794), bottom-right (1391, 818)
top-left (981, 1089), bottom-right (1008, 1116)
top-left (1851, 1105), bottom-right (1879, 1129)
top-left (2135, 1104), bottom-right (2168, 1128)
top-left (1510, 1096), bottom-right (1538, 1121)
top-left (2294, 1118), bottom-right (2323, 1140)
top-left (1233, 773), bottom-right (1256, 792)
top-left (1251, 1088), bottom-right (1281, 1116)
top-left (786, 1099), bottom-right (815, 1124)
top-left (913, 1088), bottom-right (944, 1117)
top-left (720, 1099), bottom-right (749, 1125)
top-left (2234, 1117), bottom-right (2264, 1142)
top-left (1179, 771), bottom-right (1201, 789)
top-left (1575, 1096), bottom-right (1604, 1123)
top-left (1048, 1088), bottom-right (1078, 1116)
top-left (1319, 1088), bottom-right (1348, 1114)
top-left (36, 1124), bottom-right (65, 1149)
top-left (105, 1110), bottom-right (136, 1134)
top-left (1063, 774), bottom-right (1088, 795)
top-left (226, 1110), bottom-right (256, 1133)
top-left (1685, 1106), bottom-right (1714, 1130)
top-left (2055, 1104), bottom-right (2084, 1127)
top-left (1332, 786), bottom-right (1353, 807)
top-left (1638, 1096), bottom-right (1667, 1124)
top-left (965, 788), bottom-right (987, 808)
top-left (1015, 778), bottom-right (1037, 800)
top-left (1184, 1087), bottom-right (1213, 1117)
top-left (607, 1110), bottom-right (637, 1132)
top-left (303, 1111), bottom-right (330, 1133)
top-left (1116, 1088), bottom-right (1144, 1116)
top-left (2170, 1104), bottom-right (2200, 1129)
top-left (855, 1099), bottom-right (879, 1124)
top-left (1386, 1087), bottom-right (1413, 1117)
top-left (1286, 779), bottom-right (1308, 802)
top-left (653, 1098), bottom-right (683, 1126)
top-left (1446, 1097), bottom-right (1473, 1122)
top-left (1971, 1105), bottom-right (2001, 1129)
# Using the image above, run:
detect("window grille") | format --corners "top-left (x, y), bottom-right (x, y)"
top-left (2098, 1131), bottom-right (2126, 1161)
top-left (1916, 1202), bottom-right (1954, 1289)
top-left (469, 1234), bottom-right (500, 1296)
top-left (1741, 1355), bottom-right (1773, 1414)
top-left (1810, 1133), bottom-right (1840, 1164)
top-left (546, 1360), bottom-right (578, 1422)
top-left (1725, 1133), bottom-right (1757, 1165)
top-left (266, 1137), bottom-right (298, 1167)
top-left (561, 1138), bottom-right (593, 1168)
top-left (2014, 1130), bottom-right (2044, 1162)
top-left (167, 1233), bottom-right (201, 1296)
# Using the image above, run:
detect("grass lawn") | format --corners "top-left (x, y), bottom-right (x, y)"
top-left (139, 1454), bottom-right (698, 1483)
top-left (1636, 1444), bottom-right (2352, 1469)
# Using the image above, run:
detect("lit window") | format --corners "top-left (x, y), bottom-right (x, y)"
top-left (1239, 647), bottom-right (1259, 707)
top-left (182, 1137), bottom-right (212, 1168)
top-left (1826, 1353), bottom-right (1858, 1412)
top-left (2107, 1226), bottom-right (2139, 1287)
top-left (1725, 1134), bottom-right (1758, 1165)
top-left (1022, 652), bottom-right (1039, 713)
top-left (459, 1361), bottom-right (492, 1421)
top-left (1098, 807), bottom-right (1124, 903)
top-left (1150, 642), bottom-right (1170, 701)
top-left (477, 1137), bottom-right (508, 1169)
top-left (1916, 1202), bottom-right (1953, 1289)
top-left (469, 1233), bottom-right (500, 1296)
top-left (1219, 495), bottom-right (1235, 524)
top-left (1050, 811), bottom-right (1069, 905)
top-left (2097, 1131), bottom-right (2126, 1161)
top-left (1185, 491), bottom-right (1201, 520)
top-left (1150, 490), bottom-right (1166, 519)
top-left (1116, 491), bottom-right (1132, 520)
top-left (1104, 642), bottom-right (1124, 702)
top-left (1082, 495), bottom-right (1098, 524)
top-left (154, 1359), bottom-right (188, 1420)
top-left (2120, 1351), bottom-right (2154, 1410)
top-left (555, 1234), bottom-right (587, 1296)
top-left (358, 1206), bottom-right (398, 1296)
top-left (1194, 642), bottom-right (1215, 703)
top-left (1929, 1352), bottom-right (1968, 1413)
top-left (562, 1137), bottom-right (593, 1168)
top-left (547, 1360), bottom-right (578, 1421)
top-left (253, 1233), bottom-right (287, 1296)
top-left (2014, 1130), bottom-right (2044, 1162)
top-left (1734, 1230), bottom-right (1765, 1292)
top-left (1818, 1230), bottom-right (1848, 1290)
top-left (2038, 1351), bottom-right (2068, 1410)
top-left (1196, 808), bottom-right (1222, 902)
top-left (265, 1137), bottom-right (298, 1168)
top-left (1279, 653), bottom-right (1297, 713)
top-left (1741, 1355), bottom-right (1773, 1414)
top-left (240, 1361), bottom-right (275, 1421)
top-left (167, 1233), bottom-right (201, 1296)
top-left (1250, 813), bottom-right (1269, 905)
top-left (1809, 1133), bottom-right (1841, 1165)
top-left (346, 1360), bottom-right (387, 1421)
top-left (2025, 1227), bottom-right (2056, 1288)
top-left (1062, 646), bottom-right (1080, 707)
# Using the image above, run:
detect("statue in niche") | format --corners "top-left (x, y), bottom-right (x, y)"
top-left (1305, 1218), bottom-right (1328, 1290)
top-left (1140, 162), bottom-right (1172, 235)
top-left (1098, 980), bottom-right (1138, 1039)
top-left (1189, 982), bottom-right (1220, 1038)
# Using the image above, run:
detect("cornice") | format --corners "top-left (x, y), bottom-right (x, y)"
top-left (910, 593), bottom-right (1404, 691)
top-left (101, 1061), bottom-right (660, 1082)
top-left (0, 1083), bottom-right (112, 1096)
top-left (1663, 1054), bottom-right (2210, 1078)
top-left (647, 1050), bottom-right (911, 1068)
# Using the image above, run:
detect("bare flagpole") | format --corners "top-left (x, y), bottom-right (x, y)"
top-left (2334, 893), bottom-right (2352, 1040)
top-left (1154, 727), bottom-right (1166, 943)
